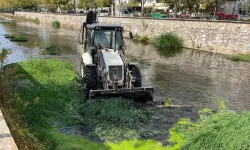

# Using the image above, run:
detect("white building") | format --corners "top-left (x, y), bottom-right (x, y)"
top-left (114, 0), bottom-right (158, 16)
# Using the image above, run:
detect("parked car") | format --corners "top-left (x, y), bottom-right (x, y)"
top-left (120, 9), bottom-right (131, 17)
top-left (67, 10), bottom-right (74, 14)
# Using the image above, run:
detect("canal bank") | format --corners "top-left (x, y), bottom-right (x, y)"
top-left (1, 12), bottom-right (250, 54)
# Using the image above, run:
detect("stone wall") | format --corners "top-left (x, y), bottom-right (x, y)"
top-left (13, 12), bottom-right (250, 54)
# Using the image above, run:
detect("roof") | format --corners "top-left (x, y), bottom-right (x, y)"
top-left (86, 23), bottom-right (123, 29)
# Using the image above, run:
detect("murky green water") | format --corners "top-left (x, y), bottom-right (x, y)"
top-left (1, 20), bottom-right (250, 112)
top-left (125, 40), bottom-right (250, 112)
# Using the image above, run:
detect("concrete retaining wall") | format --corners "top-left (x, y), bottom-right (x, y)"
top-left (12, 12), bottom-right (250, 54)
top-left (0, 110), bottom-right (18, 150)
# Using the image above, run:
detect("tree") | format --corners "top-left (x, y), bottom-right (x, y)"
top-left (19, 0), bottom-right (38, 10)
top-left (137, 0), bottom-right (146, 17)
top-left (78, 0), bottom-right (91, 9)
top-left (38, 0), bottom-right (70, 13)
top-left (127, 0), bottom-right (139, 8)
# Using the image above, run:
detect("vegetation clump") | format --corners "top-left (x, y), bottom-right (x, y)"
top-left (45, 45), bottom-right (59, 55)
top-left (81, 98), bottom-right (150, 142)
top-left (140, 35), bottom-right (150, 44)
top-left (166, 99), bottom-right (250, 150)
top-left (10, 36), bottom-right (28, 42)
top-left (154, 32), bottom-right (183, 57)
top-left (0, 48), bottom-right (11, 68)
top-left (52, 20), bottom-right (60, 28)
top-left (34, 17), bottom-right (40, 24)
top-left (0, 21), bottom-right (11, 24)
top-left (224, 54), bottom-right (250, 62)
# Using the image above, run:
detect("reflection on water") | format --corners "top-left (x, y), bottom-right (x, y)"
top-left (0, 21), bottom-right (81, 67)
top-left (126, 40), bottom-right (250, 111)
top-left (1, 20), bottom-right (250, 112)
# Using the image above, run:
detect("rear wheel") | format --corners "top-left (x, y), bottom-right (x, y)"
top-left (130, 65), bottom-right (142, 87)
top-left (84, 66), bottom-right (97, 100)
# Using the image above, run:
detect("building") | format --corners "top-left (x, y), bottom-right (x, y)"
top-left (114, 0), bottom-right (159, 16)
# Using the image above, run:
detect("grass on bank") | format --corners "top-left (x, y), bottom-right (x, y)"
top-left (14, 16), bottom-right (40, 24)
top-left (0, 59), bottom-right (167, 150)
top-left (167, 102), bottom-right (250, 150)
top-left (223, 54), bottom-right (250, 62)
top-left (0, 66), bottom-right (44, 149)
top-left (52, 20), bottom-right (60, 28)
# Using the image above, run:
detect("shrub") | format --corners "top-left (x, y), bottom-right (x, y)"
top-left (52, 20), bottom-right (60, 28)
top-left (140, 35), bottom-right (150, 44)
top-left (45, 45), bottom-right (59, 55)
top-left (154, 32), bottom-right (183, 57)
top-left (34, 17), bottom-right (40, 24)
top-left (0, 48), bottom-right (11, 68)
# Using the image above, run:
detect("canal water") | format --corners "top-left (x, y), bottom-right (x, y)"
top-left (1, 19), bottom-right (249, 111)
top-left (1, 19), bottom-right (250, 144)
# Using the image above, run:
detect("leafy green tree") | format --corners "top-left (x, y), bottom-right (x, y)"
top-left (127, 0), bottom-right (139, 8)
top-left (42, 0), bottom-right (70, 13)
top-left (78, 0), bottom-right (91, 9)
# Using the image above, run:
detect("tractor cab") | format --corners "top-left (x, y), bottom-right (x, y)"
top-left (79, 23), bottom-right (124, 50)
top-left (79, 23), bottom-right (125, 65)
top-left (86, 24), bottom-right (124, 51)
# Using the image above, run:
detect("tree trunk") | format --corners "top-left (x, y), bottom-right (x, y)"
top-left (213, 0), bottom-right (218, 19)
top-left (57, 4), bottom-right (61, 14)
top-left (73, 0), bottom-right (76, 14)
top-left (141, 1), bottom-right (144, 17)
top-left (173, 5), bottom-right (177, 18)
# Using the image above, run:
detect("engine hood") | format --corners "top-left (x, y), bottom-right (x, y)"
top-left (102, 49), bottom-right (123, 67)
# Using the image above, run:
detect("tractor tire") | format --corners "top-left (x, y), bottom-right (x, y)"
top-left (84, 66), bottom-right (97, 100)
top-left (130, 65), bottom-right (142, 87)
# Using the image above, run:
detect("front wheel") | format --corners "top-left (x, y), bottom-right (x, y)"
top-left (130, 65), bottom-right (142, 87)
top-left (84, 66), bottom-right (97, 100)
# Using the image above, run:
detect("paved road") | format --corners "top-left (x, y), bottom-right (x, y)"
top-left (0, 110), bottom-right (18, 150)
